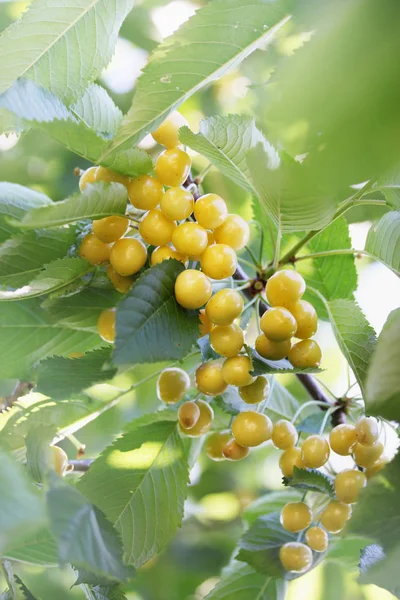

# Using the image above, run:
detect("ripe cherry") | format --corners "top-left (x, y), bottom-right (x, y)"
top-left (209, 323), bottom-right (244, 358)
top-left (355, 416), bottom-right (379, 446)
top-left (279, 542), bottom-right (313, 573)
top-left (175, 269), bottom-right (212, 309)
top-left (255, 334), bottom-right (291, 360)
top-left (110, 238), bottom-right (147, 276)
top-left (49, 445), bottom-right (69, 476)
top-left (128, 175), bottom-right (163, 210)
top-left (155, 148), bottom-right (191, 187)
top-left (180, 400), bottom-right (214, 437)
top-left (157, 367), bottom-right (190, 404)
top-left (266, 270), bottom-right (306, 308)
top-left (288, 339), bottom-right (322, 368)
top-left (178, 401), bottom-right (200, 430)
top-left (97, 308), bottom-right (116, 343)
top-left (289, 300), bottom-right (318, 339)
top-left (206, 430), bottom-right (232, 461)
top-left (92, 215), bottom-right (129, 243)
top-left (172, 222), bottom-right (209, 257)
top-left (160, 187), bottom-right (194, 220)
top-left (222, 438), bottom-right (250, 461)
top-left (301, 435), bottom-right (330, 468)
top-left (79, 232), bottom-right (111, 265)
top-left (353, 441), bottom-right (384, 468)
top-left (213, 214), bottom-right (250, 250)
top-left (279, 447), bottom-right (304, 477)
top-left (106, 265), bottom-right (134, 294)
top-left (95, 166), bottom-right (130, 187)
top-left (150, 245), bottom-right (187, 266)
top-left (222, 355), bottom-right (255, 387)
top-left (205, 289), bottom-right (244, 326)
top-left (260, 307), bottom-right (297, 342)
top-left (334, 469), bottom-right (367, 504)
top-left (195, 361), bottom-right (227, 396)
top-left (320, 501), bottom-right (351, 533)
top-left (239, 376), bottom-right (270, 405)
top-left (151, 111), bottom-right (189, 148)
top-left (79, 166), bottom-right (98, 191)
top-left (305, 526), bottom-right (328, 553)
top-left (194, 193), bottom-right (228, 229)
top-left (272, 420), bottom-right (298, 450)
top-left (231, 411), bottom-right (273, 447)
top-left (200, 244), bottom-right (238, 280)
top-left (139, 209), bottom-right (176, 246)
top-left (329, 424), bottom-right (357, 456)
top-left (281, 501), bottom-right (312, 533)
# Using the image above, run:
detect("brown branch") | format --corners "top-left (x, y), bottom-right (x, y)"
top-left (69, 459), bottom-right (93, 472)
top-left (1, 381), bottom-right (34, 411)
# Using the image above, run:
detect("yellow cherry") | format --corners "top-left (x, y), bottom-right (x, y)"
top-left (353, 441), bottom-right (384, 468)
top-left (92, 215), bottom-right (129, 243)
top-left (281, 502), bottom-right (312, 533)
top-left (157, 367), bottom-right (190, 404)
top-left (289, 300), bottom-right (318, 340)
top-left (195, 361), bottom-right (227, 396)
top-left (301, 435), bottom-right (330, 468)
top-left (334, 469), bottom-right (367, 504)
top-left (320, 501), bottom-right (351, 534)
top-left (172, 222), bottom-right (209, 258)
top-left (97, 308), bottom-right (116, 343)
top-left (222, 355), bottom-right (255, 387)
top-left (150, 245), bottom-right (187, 266)
top-left (279, 542), bottom-right (312, 573)
top-left (194, 194), bottom-right (228, 229)
top-left (127, 175), bottom-right (163, 210)
top-left (151, 111), bottom-right (189, 148)
top-left (209, 323), bottom-right (244, 358)
top-left (329, 424), bottom-right (357, 456)
top-left (305, 527), bottom-right (328, 553)
top-left (106, 265), bottom-right (134, 294)
top-left (222, 439), bottom-right (250, 461)
top-left (260, 307), bottom-right (297, 342)
top-left (110, 238), bottom-right (147, 276)
top-left (255, 334), bottom-right (291, 360)
top-left (205, 289), bottom-right (244, 326)
top-left (355, 416), bottom-right (380, 446)
top-left (266, 270), bottom-right (306, 308)
top-left (239, 376), bottom-right (270, 405)
top-left (139, 209), bottom-right (176, 246)
top-left (272, 420), bottom-right (298, 450)
top-left (95, 166), bottom-right (130, 187)
top-left (288, 339), bottom-right (322, 368)
top-left (160, 187), bottom-right (194, 220)
top-left (200, 244), bottom-right (238, 280)
top-left (231, 411), bottom-right (273, 447)
top-left (180, 400), bottom-right (213, 437)
top-left (175, 269), bottom-right (212, 309)
top-left (178, 401), bottom-right (200, 430)
top-left (79, 232), bottom-right (111, 265)
top-left (279, 447), bottom-right (304, 477)
top-left (213, 215), bottom-right (250, 250)
top-left (79, 166), bottom-right (98, 191)
top-left (366, 456), bottom-right (390, 479)
top-left (198, 309), bottom-right (213, 337)
top-left (155, 148), bottom-right (191, 187)
top-left (49, 445), bottom-right (69, 476)
top-left (206, 430), bottom-right (232, 461)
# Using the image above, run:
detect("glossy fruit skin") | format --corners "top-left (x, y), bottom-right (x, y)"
top-left (272, 420), bottom-right (298, 450)
top-left (79, 166), bottom-right (98, 191)
top-left (232, 411), bottom-right (273, 447)
top-left (281, 502), bottom-right (312, 533)
top-left (334, 469), bottom-right (367, 504)
top-left (279, 542), bottom-right (313, 573)
top-left (178, 401), bottom-right (200, 430)
top-left (366, 456), bottom-right (389, 478)
top-left (110, 238), bottom-right (147, 276)
top-left (79, 232), bottom-right (111, 265)
top-left (279, 447), bottom-right (304, 477)
top-left (175, 269), bottom-right (212, 309)
top-left (194, 194), bottom-right (228, 229)
top-left (222, 439), bottom-right (250, 461)
top-left (213, 214), bottom-right (250, 250)
top-left (260, 307), bottom-right (297, 342)
top-left (206, 430), bottom-right (232, 461)
top-left (205, 289), bottom-right (244, 326)
top-left (157, 367), bottom-right (190, 404)
top-left (266, 270), bottom-right (306, 308)
top-left (210, 323), bottom-right (244, 358)
top-left (198, 309), bottom-right (213, 337)
top-left (171, 222), bottom-right (209, 257)
top-left (49, 445), bottom-right (69, 476)
top-left (106, 265), bottom-right (134, 294)
top-left (151, 111), bottom-right (189, 148)
top-left (128, 175), bottom-right (163, 210)
top-left (255, 334), bottom-right (291, 360)
top-left (139, 209), bottom-right (176, 246)
top-left (180, 400), bottom-right (213, 437)
top-left (195, 361), bottom-right (227, 396)
top-left (160, 187), bottom-right (194, 221)
top-left (97, 308), bottom-right (116, 343)
top-left (95, 166), bottom-right (130, 187)
top-left (155, 148), bottom-right (191, 187)
top-left (222, 355), bottom-right (255, 387)
top-left (200, 244), bottom-right (238, 280)
top-left (92, 215), bottom-right (129, 243)
top-left (306, 526), bottom-right (328, 553)
top-left (239, 376), bottom-right (270, 405)
top-left (329, 424), bottom-right (357, 456)
top-left (301, 435), bottom-right (330, 468)
top-left (353, 441), bottom-right (384, 468)
top-left (150, 245), bottom-right (187, 266)
top-left (289, 300), bottom-right (318, 339)
top-left (288, 339), bottom-right (322, 368)
top-left (355, 416), bottom-right (379, 446)
top-left (320, 501), bottom-right (352, 533)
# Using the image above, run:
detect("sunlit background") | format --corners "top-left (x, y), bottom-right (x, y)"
top-left (1, 1), bottom-right (399, 599)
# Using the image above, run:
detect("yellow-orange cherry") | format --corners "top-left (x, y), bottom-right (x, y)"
top-left (239, 376), bottom-right (269, 405)
top-left (79, 166), bottom-right (98, 191)
top-left (150, 245), bottom-right (187, 266)
top-left (222, 355), bottom-right (255, 387)
top-left (355, 416), bottom-right (379, 446)
top-left (279, 447), bottom-right (304, 477)
top-left (272, 420), bottom-right (298, 450)
top-left (279, 543), bottom-right (313, 573)
top-left (110, 238), bottom-right (147, 276)
top-left (106, 265), bottom-right (134, 294)
top-left (289, 300), bottom-right (318, 340)
top-left (97, 308), bottom-right (116, 343)
top-left (175, 269), bottom-right (212, 309)
top-left (260, 307), bottom-right (297, 342)
top-left (255, 334), bottom-right (291, 361)
top-left (151, 111), bottom-right (189, 148)
top-left (329, 424), bottom-right (357, 456)
top-left (231, 411), bottom-right (273, 447)
top-left (178, 401), bottom-right (200, 430)
top-left (281, 502), bottom-right (312, 533)
top-left (92, 215), bottom-right (129, 243)
top-left (79, 232), bottom-right (111, 265)
top-left (157, 367), bottom-right (190, 404)
top-left (172, 222), bottom-right (209, 258)
top-left (301, 435), bottom-right (330, 468)
top-left (160, 187), bottom-right (194, 221)
top-left (320, 501), bottom-right (351, 533)
top-left (266, 270), bottom-right (306, 308)
top-left (180, 400), bottom-right (214, 437)
top-left (155, 148), bottom-right (191, 187)
top-left (205, 289), bottom-right (244, 326)
top-left (195, 361), bottom-right (227, 396)
top-left (200, 244), bottom-right (238, 280)
top-left (206, 430), bottom-right (232, 461)
top-left (209, 323), bottom-right (244, 358)
top-left (222, 439), bottom-right (250, 461)
top-left (139, 209), bottom-right (176, 246)
top-left (95, 166), bottom-right (130, 187)
top-left (305, 527), bottom-right (328, 553)
top-left (288, 339), bottom-right (322, 368)
top-left (213, 215), bottom-right (250, 250)
top-left (49, 445), bottom-right (69, 476)
top-left (334, 469), bottom-right (367, 504)
top-left (128, 175), bottom-right (163, 210)
top-left (194, 193), bottom-right (228, 229)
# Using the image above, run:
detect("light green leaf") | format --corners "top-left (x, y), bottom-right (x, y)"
top-left (72, 84), bottom-right (123, 136)
top-left (283, 467), bottom-right (335, 497)
top-left (114, 260), bottom-right (200, 365)
top-left (0, 257), bottom-right (92, 301)
top-left (250, 349), bottom-right (321, 375)
top-left (243, 490), bottom-right (302, 525)
top-left (78, 417), bottom-right (189, 567)
top-left (365, 211), bottom-right (400, 275)
top-left (0, 298), bottom-right (103, 378)
top-left (365, 308), bottom-right (400, 421)
top-left (36, 349), bottom-right (116, 400)
top-left (0, 107), bottom-right (23, 136)
top-left (0, 228), bottom-right (76, 287)
top-left (205, 560), bottom-right (287, 600)
top-left (264, 378), bottom-right (299, 421)
top-left (19, 182), bottom-right (127, 229)
top-left (0, 0), bottom-right (135, 102)
top-left (81, 581), bottom-right (128, 600)
top-left (179, 115), bottom-right (279, 194)
top-left (47, 478), bottom-right (135, 580)
top-left (25, 425), bottom-right (57, 483)
top-left (359, 545), bottom-right (400, 599)
top-left (375, 171), bottom-right (400, 209)
top-left (101, 0), bottom-right (291, 159)
top-left (0, 182), bottom-right (52, 242)
top-left (3, 528), bottom-right (58, 566)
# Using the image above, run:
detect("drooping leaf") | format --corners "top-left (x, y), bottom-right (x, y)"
top-left (0, 0), bottom-right (135, 102)
top-left (365, 308), bottom-right (400, 421)
top-left (180, 115), bottom-right (279, 194)
top-left (25, 425), bottom-right (57, 483)
top-left (78, 416), bottom-right (189, 567)
top-left (250, 349), bottom-right (321, 375)
top-left (264, 378), bottom-right (299, 421)
top-left (283, 467), bottom-right (335, 497)
top-left (101, 0), bottom-right (291, 159)
top-left (205, 560), bottom-right (287, 600)
top-left (243, 490), bottom-right (302, 525)
top-left (114, 260), bottom-right (200, 365)
top-left (0, 182), bottom-right (52, 242)
top-left (73, 84), bottom-right (123, 137)
top-left (0, 257), bottom-right (92, 301)
top-left (3, 528), bottom-right (58, 566)
top-left (365, 211), bottom-right (400, 275)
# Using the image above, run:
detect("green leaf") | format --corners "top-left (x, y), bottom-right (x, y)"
top-left (243, 490), bottom-right (302, 525)
top-left (264, 378), bottom-right (299, 421)
top-left (0, 182), bottom-right (52, 242)
top-left (0, 0), bottom-right (135, 102)
top-left (365, 211), bottom-right (400, 275)
top-left (247, 148), bottom-right (335, 233)
top-left (283, 467), bottom-right (335, 497)
top-left (365, 308), bottom-right (400, 421)
top-left (78, 417), bottom-right (189, 567)
top-left (250, 349), bottom-right (321, 375)
top-left (0, 228), bottom-right (76, 287)
top-left (376, 171), bottom-right (400, 209)
top-left (25, 425), bottom-right (57, 483)
top-left (359, 545), bottom-right (400, 599)
top-left (0, 257), bottom-right (92, 301)
top-left (114, 260), bottom-right (200, 365)
top-left (205, 560), bottom-right (287, 600)
top-left (296, 412), bottom-right (326, 434)
top-left (73, 84), bottom-right (123, 137)
top-left (326, 299), bottom-right (377, 398)
top-left (180, 115), bottom-right (279, 194)
top-left (3, 528), bottom-right (58, 566)
top-left (0, 298), bottom-right (103, 378)
top-left (47, 477), bottom-right (135, 581)
top-left (81, 582), bottom-right (128, 600)
top-left (19, 182), bottom-right (127, 230)
top-left (0, 449), bottom-right (46, 554)
top-left (100, 0), bottom-right (291, 159)
top-left (36, 349), bottom-right (116, 400)
top-left (14, 576), bottom-right (39, 600)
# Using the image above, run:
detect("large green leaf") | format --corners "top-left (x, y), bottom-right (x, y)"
top-left (0, 0), bottom-right (135, 102)
top-left (0, 257), bottom-right (92, 301)
top-left (36, 349), bottom-right (116, 400)
top-left (283, 467), bottom-right (334, 497)
top-left (205, 561), bottom-right (287, 600)
top-left (0, 182), bottom-right (52, 242)
top-left (78, 417), bottom-right (189, 567)
top-left (243, 490), bottom-right (302, 525)
top-left (250, 349), bottom-right (321, 375)
top-left (100, 0), bottom-right (291, 159)
top-left (0, 299), bottom-right (102, 378)
top-left (326, 299), bottom-right (376, 398)
top-left (264, 378), bottom-right (299, 421)
top-left (25, 425), bottom-right (57, 483)
top-left (365, 308), bottom-right (400, 420)
top-left (47, 478), bottom-right (135, 580)
top-left (73, 84), bottom-right (123, 137)
top-left (0, 228), bottom-right (75, 287)
top-left (365, 211), bottom-right (400, 275)
top-left (114, 260), bottom-right (200, 365)
top-left (180, 115), bottom-right (279, 194)
top-left (81, 582), bottom-right (128, 600)
top-left (19, 181), bottom-right (127, 230)
top-left (359, 545), bottom-right (400, 599)
top-left (3, 528), bottom-right (58, 567)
